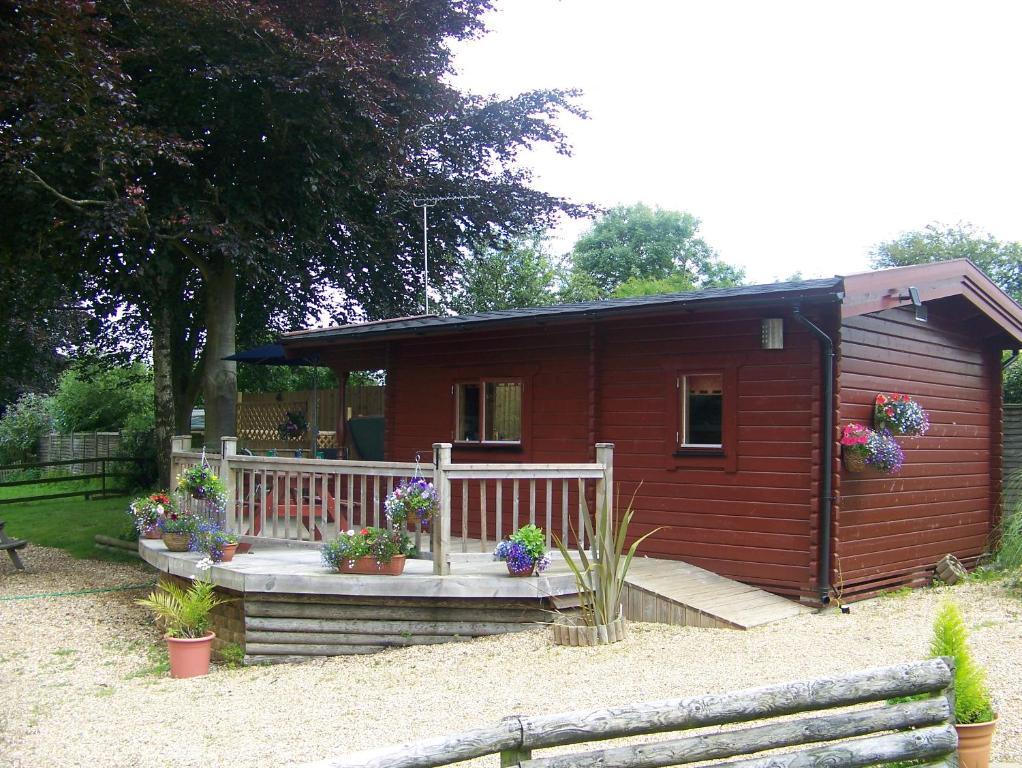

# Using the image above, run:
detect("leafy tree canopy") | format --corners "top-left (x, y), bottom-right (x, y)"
top-left (566, 203), bottom-right (745, 297)
top-left (870, 222), bottom-right (1022, 303)
top-left (451, 235), bottom-right (559, 313)
top-left (0, 392), bottom-right (53, 464)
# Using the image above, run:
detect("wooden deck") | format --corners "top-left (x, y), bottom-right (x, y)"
top-left (622, 557), bottom-right (810, 629)
top-left (141, 537), bottom-right (809, 665)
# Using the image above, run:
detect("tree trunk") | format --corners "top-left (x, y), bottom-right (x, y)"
top-left (201, 262), bottom-right (237, 448)
top-left (151, 300), bottom-right (176, 487)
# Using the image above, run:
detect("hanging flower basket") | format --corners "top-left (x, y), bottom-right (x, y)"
top-left (840, 423), bottom-right (904, 475)
top-left (873, 393), bottom-right (929, 436)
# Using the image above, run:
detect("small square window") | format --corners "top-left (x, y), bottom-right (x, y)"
top-left (680, 373), bottom-right (722, 447)
top-left (457, 380), bottom-right (521, 443)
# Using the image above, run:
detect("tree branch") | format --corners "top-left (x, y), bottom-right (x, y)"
top-left (20, 167), bottom-right (109, 208)
top-left (169, 239), bottom-right (212, 281)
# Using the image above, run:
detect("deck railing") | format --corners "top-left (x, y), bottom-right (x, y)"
top-left (170, 437), bottom-right (612, 575)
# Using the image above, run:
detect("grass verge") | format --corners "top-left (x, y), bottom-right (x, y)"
top-left (1, 491), bottom-right (136, 561)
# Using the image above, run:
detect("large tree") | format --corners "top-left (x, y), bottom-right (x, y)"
top-left (871, 222), bottom-right (1022, 303)
top-left (565, 203), bottom-right (745, 298)
top-left (2, 0), bottom-right (587, 480)
top-left (450, 235), bottom-right (559, 313)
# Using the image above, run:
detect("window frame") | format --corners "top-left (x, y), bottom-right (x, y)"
top-left (663, 362), bottom-right (738, 472)
top-left (453, 377), bottom-right (525, 446)
top-left (678, 372), bottom-right (724, 449)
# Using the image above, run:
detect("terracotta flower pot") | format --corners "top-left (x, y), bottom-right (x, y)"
top-left (142, 525), bottom-right (163, 540)
top-left (337, 554), bottom-right (406, 576)
top-left (162, 532), bottom-right (192, 552)
top-left (956, 718), bottom-right (997, 768)
top-left (217, 543), bottom-right (238, 563)
top-left (166, 632), bottom-right (215, 679)
top-left (506, 559), bottom-right (536, 577)
top-left (235, 542), bottom-right (253, 554)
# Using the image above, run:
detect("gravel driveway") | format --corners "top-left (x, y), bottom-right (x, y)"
top-left (1, 546), bottom-right (1019, 767)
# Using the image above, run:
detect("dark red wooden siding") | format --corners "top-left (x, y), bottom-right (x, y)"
top-left (379, 307), bottom-right (830, 600)
top-left (834, 301), bottom-right (1000, 597)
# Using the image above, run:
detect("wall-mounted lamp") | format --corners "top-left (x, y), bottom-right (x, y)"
top-left (903, 286), bottom-right (928, 322)
top-left (762, 318), bottom-right (784, 349)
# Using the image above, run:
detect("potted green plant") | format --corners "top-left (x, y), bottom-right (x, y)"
top-left (321, 527), bottom-right (414, 575)
top-left (493, 524), bottom-right (551, 576)
top-left (159, 512), bottom-right (200, 552)
top-left (192, 520), bottom-right (240, 563)
top-left (874, 392), bottom-right (930, 436)
top-left (553, 491), bottom-right (662, 645)
top-left (128, 491), bottom-right (176, 539)
top-left (135, 576), bottom-right (231, 678)
top-left (384, 478), bottom-right (439, 529)
top-left (929, 602), bottom-right (996, 768)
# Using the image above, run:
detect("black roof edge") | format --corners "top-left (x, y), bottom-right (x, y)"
top-left (282, 278), bottom-right (844, 350)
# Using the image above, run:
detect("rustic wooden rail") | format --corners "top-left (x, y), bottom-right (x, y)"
top-left (0, 456), bottom-right (141, 504)
top-left (170, 438), bottom-right (612, 575)
top-left (296, 658), bottom-right (957, 768)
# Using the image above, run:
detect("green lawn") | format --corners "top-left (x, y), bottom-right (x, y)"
top-left (1, 490), bottom-right (137, 561)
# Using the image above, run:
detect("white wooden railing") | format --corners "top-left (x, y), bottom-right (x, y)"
top-left (169, 437), bottom-right (613, 575)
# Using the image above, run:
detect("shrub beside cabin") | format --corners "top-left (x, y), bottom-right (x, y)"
top-left (281, 260), bottom-right (1022, 603)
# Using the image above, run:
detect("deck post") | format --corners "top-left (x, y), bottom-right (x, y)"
top-left (220, 436), bottom-right (238, 531)
top-left (433, 442), bottom-right (452, 575)
top-left (594, 442), bottom-right (614, 555)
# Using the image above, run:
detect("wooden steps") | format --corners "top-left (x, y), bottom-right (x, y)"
top-left (622, 557), bottom-right (810, 629)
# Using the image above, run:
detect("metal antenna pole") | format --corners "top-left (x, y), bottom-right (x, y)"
top-left (422, 203), bottom-right (430, 315)
top-left (412, 194), bottom-right (480, 315)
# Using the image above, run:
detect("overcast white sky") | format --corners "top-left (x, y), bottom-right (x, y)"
top-left (451, 1), bottom-right (1022, 284)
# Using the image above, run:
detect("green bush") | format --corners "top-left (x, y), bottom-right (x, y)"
top-left (930, 603), bottom-right (995, 724)
top-left (0, 392), bottom-right (54, 464)
top-left (53, 363), bottom-right (153, 433)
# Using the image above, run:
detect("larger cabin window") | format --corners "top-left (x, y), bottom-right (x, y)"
top-left (456, 380), bottom-right (522, 444)
top-left (678, 373), bottom-right (723, 447)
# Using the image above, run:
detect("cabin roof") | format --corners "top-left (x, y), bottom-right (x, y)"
top-left (279, 259), bottom-right (1022, 355)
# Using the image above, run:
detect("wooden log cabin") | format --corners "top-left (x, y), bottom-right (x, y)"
top-left (280, 260), bottom-right (1022, 603)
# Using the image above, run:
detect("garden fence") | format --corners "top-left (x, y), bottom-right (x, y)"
top-left (296, 658), bottom-right (957, 768)
top-left (32, 431), bottom-right (122, 476)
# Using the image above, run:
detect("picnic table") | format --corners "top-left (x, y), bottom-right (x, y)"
top-left (0, 520), bottom-right (27, 570)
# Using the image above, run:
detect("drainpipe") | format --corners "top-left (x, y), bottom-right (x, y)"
top-left (792, 305), bottom-right (835, 605)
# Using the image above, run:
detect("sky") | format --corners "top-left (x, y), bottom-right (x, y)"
top-left (451, 1), bottom-right (1022, 284)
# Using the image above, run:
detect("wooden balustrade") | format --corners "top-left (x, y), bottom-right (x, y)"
top-left (170, 438), bottom-right (614, 576)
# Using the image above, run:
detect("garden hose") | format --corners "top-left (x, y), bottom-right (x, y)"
top-left (0, 581), bottom-right (156, 602)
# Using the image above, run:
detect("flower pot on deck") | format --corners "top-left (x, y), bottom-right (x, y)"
top-left (506, 560), bottom-right (536, 577)
top-left (162, 532), bottom-right (191, 552)
top-left (956, 718), bottom-right (997, 768)
top-left (217, 543), bottom-right (238, 563)
top-left (166, 632), bottom-right (215, 679)
top-left (142, 525), bottom-right (163, 540)
top-left (337, 554), bottom-right (406, 576)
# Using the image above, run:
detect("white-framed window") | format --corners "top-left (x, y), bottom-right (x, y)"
top-left (456, 380), bottom-right (522, 443)
top-left (678, 373), bottom-right (723, 447)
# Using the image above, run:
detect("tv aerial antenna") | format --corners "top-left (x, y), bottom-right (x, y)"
top-left (412, 195), bottom-right (479, 314)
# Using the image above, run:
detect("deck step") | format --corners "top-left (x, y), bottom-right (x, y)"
top-left (623, 558), bottom-right (810, 630)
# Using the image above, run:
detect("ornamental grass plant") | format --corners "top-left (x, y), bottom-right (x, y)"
top-left (996, 470), bottom-right (1022, 572)
top-left (555, 488), bottom-right (662, 630)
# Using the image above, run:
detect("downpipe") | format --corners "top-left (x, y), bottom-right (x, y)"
top-left (793, 305), bottom-right (835, 605)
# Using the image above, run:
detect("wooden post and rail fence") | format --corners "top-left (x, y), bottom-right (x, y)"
top-left (0, 456), bottom-right (140, 505)
top-left (296, 658), bottom-right (958, 768)
top-left (169, 437), bottom-right (614, 575)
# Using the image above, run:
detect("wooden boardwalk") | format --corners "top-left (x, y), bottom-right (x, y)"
top-left (622, 557), bottom-right (810, 629)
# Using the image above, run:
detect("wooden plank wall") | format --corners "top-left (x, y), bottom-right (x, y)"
top-left (835, 302), bottom-right (999, 598)
top-left (382, 308), bottom-right (826, 600)
top-left (34, 431), bottom-right (122, 475)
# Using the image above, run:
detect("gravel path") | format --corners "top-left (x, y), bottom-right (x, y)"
top-left (1, 546), bottom-right (1020, 767)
